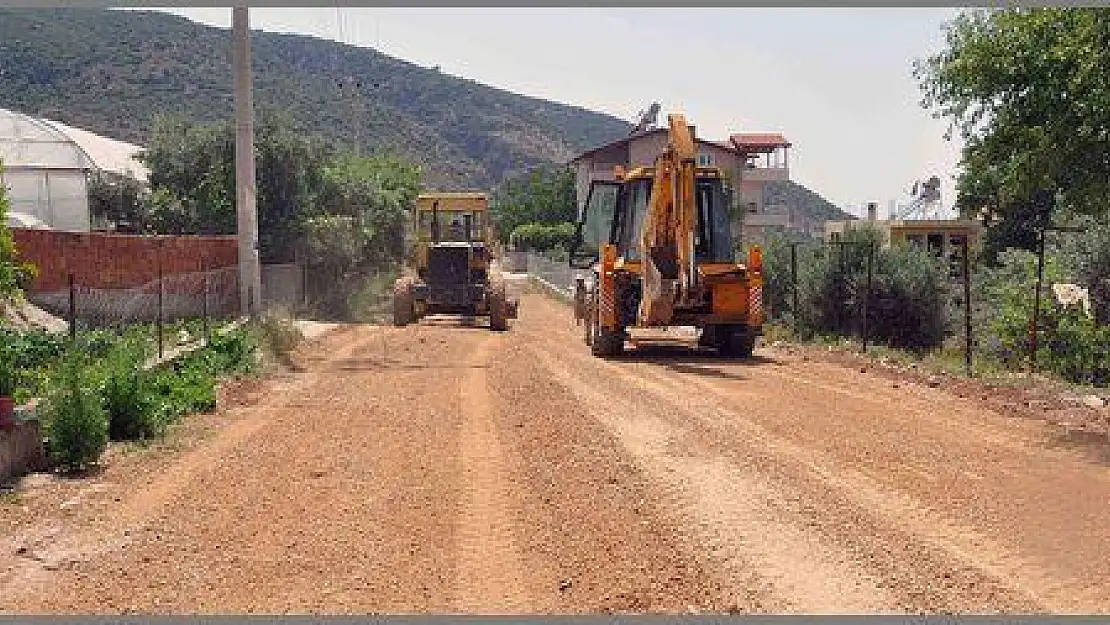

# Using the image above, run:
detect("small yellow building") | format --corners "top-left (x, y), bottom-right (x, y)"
top-left (825, 217), bottom-right (983, 277)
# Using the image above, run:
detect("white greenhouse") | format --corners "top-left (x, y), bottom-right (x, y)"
top-left (0, 107), bottom-right (148, 232)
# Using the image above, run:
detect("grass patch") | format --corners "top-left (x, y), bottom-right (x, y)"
top-left (254, 311), bottom-right (302, 370)
top-left (0, 489), bottom-right (23, 505)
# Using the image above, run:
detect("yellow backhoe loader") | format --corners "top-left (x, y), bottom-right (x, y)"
top-left (568, 113), bottom-right (764, 357)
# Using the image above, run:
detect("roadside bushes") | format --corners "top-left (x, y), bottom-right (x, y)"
top-left (754, 233), bottom-right (799, 322)
top-left (509, 222), bottom-right (576, 254)
top-left (43, 355), bottom-right (109, 473)
top-left (795, 226), bottom-right (949, 350)
top-left (101, 341), bottom-right (160, 440)
top-left (865, 244), bottom-right (949, 349)
top-left (40, 327), bottom-right (259, 472)
top-left (975, 247), bottom-right (1110, 386)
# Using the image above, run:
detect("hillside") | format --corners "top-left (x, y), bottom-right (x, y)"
top-left (763, 179), bottom-right (855, 222)
top-left (0, 8), bottom-right (849, 220)
top-left (0, 8), bottom-right (630, 189)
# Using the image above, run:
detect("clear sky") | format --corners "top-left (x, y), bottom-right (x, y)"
top-left (154, 7), bottom-right (965, 217)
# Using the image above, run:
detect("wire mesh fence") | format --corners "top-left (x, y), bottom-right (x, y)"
top-left (25, 265), bottom-right (241, 358)
top-left (520, 251), bottom-right (576, 298)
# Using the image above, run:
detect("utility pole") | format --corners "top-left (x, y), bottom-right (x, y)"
top-left (233, 5), bottom-right (261, 318)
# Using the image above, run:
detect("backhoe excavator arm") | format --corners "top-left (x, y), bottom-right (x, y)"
top-left (638, 113), bottom-right (699, 326)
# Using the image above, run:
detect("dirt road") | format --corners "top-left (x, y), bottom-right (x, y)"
top-left (3, 290), bottom-right (1110, 614)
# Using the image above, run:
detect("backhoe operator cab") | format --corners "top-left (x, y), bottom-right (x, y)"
top-left (572, 170), bottom-right (735, 267)
top-left (568, 165), bottom-right (764, 357)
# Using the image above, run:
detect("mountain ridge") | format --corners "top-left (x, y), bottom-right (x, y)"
top-left (0, 8), bottom-right (849, 226)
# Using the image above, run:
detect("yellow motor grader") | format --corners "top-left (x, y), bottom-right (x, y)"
top-left (568, 113), bottom-right (764, 357)
top-left (393, 192), bottom-right (518, 330)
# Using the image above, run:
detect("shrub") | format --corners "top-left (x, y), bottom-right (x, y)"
top-left (0, 161), bottom-right (39, 301)
top-left (344, 266), bottom-right (402, 324)
top-left (865, 244), bottom-right (949, 349)
top-left (509, 221), bottom-right (576, 253)
top-left (101, 341), bottom-right (160, 441)
top-left (43, 355), bottom-right (109, 472)
top-left (147, 362), bottom-right (216, 422)
top-left (1052, 220), bottom-right (1110, 326)
top-left (544, 244), bottom-right (569, 262)
top-left (256, 313), bottom-right (301, 363)
top-left (754, 232), bottom-right (810, 322)
top-left (1041, 309), bottom-right (1110, 386)
top-left (203, 328), bottom-right (258, 376)
top-left (973, 246), bottom-right (1110, 384)
top-left (796, 225), bottom-right (950, 349)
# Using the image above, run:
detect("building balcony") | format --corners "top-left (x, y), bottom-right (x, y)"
top-left (739, 165), bottom-right (789, 182)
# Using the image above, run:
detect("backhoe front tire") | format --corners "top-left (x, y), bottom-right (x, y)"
top-left (592, 328), bottom-right (625, 357)
top-left (393, 277), bottom-right (415, 327)
top-left (589, 288), bottom-right (624, 357)
top-left (584, 287), bottom-right (598, 347)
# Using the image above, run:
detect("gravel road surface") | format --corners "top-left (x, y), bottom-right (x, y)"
top-left (2, 291), bottom-right (1109, 614)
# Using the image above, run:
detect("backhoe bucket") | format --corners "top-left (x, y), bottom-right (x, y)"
top-left (640, 246), bottom-right (677, 326)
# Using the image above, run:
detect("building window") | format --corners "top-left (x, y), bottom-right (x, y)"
top-left (697, 154), bottom-right (712, 167)
top-left (927, 233), bottom-right (944, 257)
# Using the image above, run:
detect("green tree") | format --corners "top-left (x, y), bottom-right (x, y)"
top-left (0, 161), bottom-right (37, 302)
top-left (490, 166), bottom-right (577, 242)
top-left (915, 9), bottom-right (1110, 251)
top-left (140, 111), bottom-right (335, 263)
top-left (508, 222), bottom-right (576, 254)
top-left (87, 170), bottom-right (149, 232)
top-left (136, 113), bottom-right (423, 319)
top-left (141, 115), bottom-right (236, 235)
top-left (306, 152), bottom-right (421, 279)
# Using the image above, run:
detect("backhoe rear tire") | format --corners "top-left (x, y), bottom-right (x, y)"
top-left (718, 326), bottom-right (756, 359)
top-left (393, 277), bottom-right (415, 327)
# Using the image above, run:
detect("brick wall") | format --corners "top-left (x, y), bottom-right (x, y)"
top-left (11, 229), bottom-right (238, 293)
top-left (0, 419), bottom-right (44, 483)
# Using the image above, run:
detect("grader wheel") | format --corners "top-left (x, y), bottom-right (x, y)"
top-left (392, 277), bottom-right (416, 327)
top-left (488, 277), bottom-right (510, 332)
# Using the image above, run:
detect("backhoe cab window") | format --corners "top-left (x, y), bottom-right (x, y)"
top-left (576, 182), bottom-right (619, 259)
top-left (697, 179), bottom-right (735, 262)
top-left (619, 180), bottom-right (652, 261)
top-left (418, 210), bottom-right (483, 242)
top-left (617, 177), bottom-right (734, 263)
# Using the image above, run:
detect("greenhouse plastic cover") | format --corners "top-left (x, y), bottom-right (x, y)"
top-left (0, 107), bottom-right (148, 182)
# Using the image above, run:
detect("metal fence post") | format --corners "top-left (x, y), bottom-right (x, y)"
top-left (861, 243), bottom-right (873, 353)
top-left (157, 240), bottom-right (164, 360)
top-left (68, 273), bottom-right (76, 342)
top-left (963, 237), bottom-right (972, 376)
top-left (1030, 227), bottom-right (1047, 373)
top-left (301, 243), bottom-right (310, 309)
top-left (790, 242), bottom-right (799, 334)
top-left (202, 272), bottom-right (210, 341)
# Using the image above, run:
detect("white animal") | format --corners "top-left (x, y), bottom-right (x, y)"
top-left (1052, 283), bottom-right (1092, 318)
